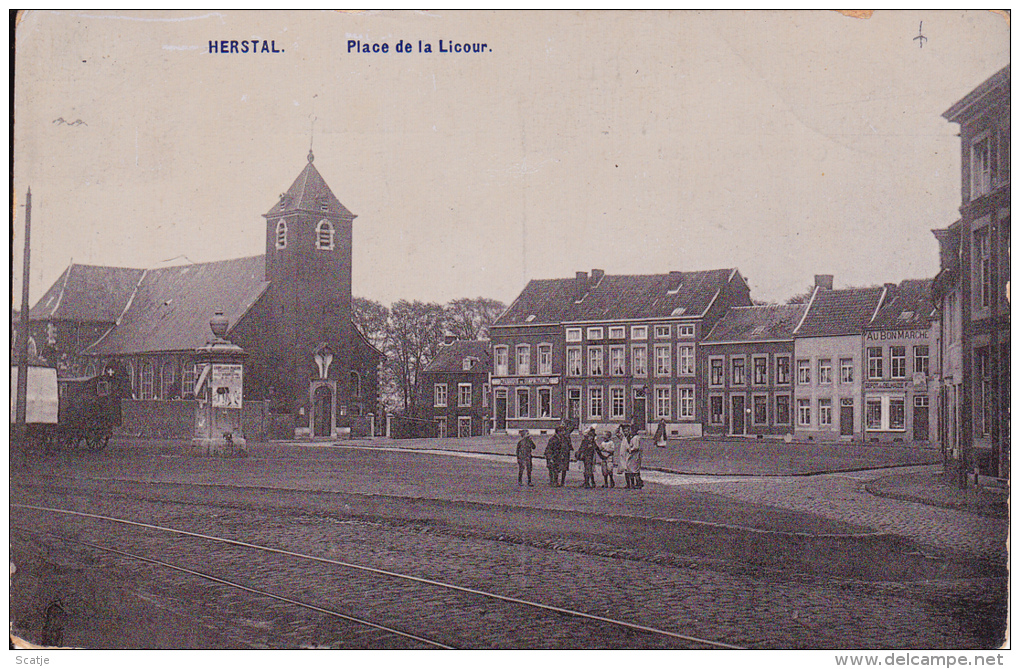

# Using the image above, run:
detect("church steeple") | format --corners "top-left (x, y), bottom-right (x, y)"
top-left (263, 153), bottom-right (356, 221)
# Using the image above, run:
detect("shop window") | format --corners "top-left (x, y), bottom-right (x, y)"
top-left (516, 387), bottom-right (530, 418)
top-left (538, 387), bottom-right (551, 418)
top-left (889, 398), bottom-right (905, 430)
top-left (866, 398), bottom-right (882, 430)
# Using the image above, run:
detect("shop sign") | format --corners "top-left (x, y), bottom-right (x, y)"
top-left (864, 380), bottom-right (908, 391)
top-left (492, 376), bottom-right (559, 386)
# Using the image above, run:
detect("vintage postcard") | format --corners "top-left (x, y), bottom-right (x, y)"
top-left (9, 9), bottom-right (1010, 664)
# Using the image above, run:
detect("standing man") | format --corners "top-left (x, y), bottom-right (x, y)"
top-left (516, 429), bottom-right (536, 486)
top-left (577, 427), bottom-right (599, 489)
top-left (544, 429), bottom-right (562, 487)
top-left (556, 424), bottom-right (574, 487)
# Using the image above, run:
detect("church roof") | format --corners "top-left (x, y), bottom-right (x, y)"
top-left (30, 264), bottom-right (147, 323)
top-left (84, 256), bottom-right (270, 355)
top-left (263, 151), bottom-right (356, 220)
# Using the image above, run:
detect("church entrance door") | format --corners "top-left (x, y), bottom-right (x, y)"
top-left (313, 384), bottom-right (333, 437)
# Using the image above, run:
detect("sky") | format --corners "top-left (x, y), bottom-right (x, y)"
top-left (10, 10), bottom-right (1011, 310)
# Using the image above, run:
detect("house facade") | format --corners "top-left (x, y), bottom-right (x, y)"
top-left (489, 268), bottom-right (752, 435)
top-left (701, 304), bottom-right (805, 438)
top-left (932, 65), bottom-right (1010, 480)
top-left (791, 277), bottom-right (885, 441)
top-left (420, 339), bottom-right (492, 438)
top-left (27, 151), bottom-right (383, 439)
top-left (862, 279), bottom-right (937, 443)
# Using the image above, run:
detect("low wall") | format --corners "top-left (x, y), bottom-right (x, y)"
top-left (116, 399), bottom-right (270, 441)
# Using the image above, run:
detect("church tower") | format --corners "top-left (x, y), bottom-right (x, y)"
top-left (262, 150), bottom-right (356, 437)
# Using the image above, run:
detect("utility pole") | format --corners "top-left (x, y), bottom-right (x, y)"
top-left (14, 187), bottom-right (32, 444)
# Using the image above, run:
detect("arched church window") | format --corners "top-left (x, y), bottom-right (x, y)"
top-left (141, 361), bottom-right (154, 400)
top-left (85, 362), bottom-right (97, 378)
top-left (161, 362), bottom-right (176, 399)
top-left (27, 337), bottom-right (37, 359)
top-left (275, 219), bottom-right (287, 249)
top-left (125, 360), bottom-right (136, 398)
top-left (316, 220), bottom-right (335, 250)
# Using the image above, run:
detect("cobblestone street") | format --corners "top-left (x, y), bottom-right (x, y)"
top-left (8, 438), bottom-right (1009, 650)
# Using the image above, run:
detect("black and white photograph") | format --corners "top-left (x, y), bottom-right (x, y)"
top-left (9, 9), bottom-right (1010, 663)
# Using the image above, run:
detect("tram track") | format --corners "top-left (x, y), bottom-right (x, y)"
top-left (12, 503), bottom-right (746, 650)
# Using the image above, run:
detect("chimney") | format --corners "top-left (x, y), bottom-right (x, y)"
top-left (575, 271), bottom-right (588, 301)
top-left (590, 269), bottom-right (605, 287)
top-left (814, 274), bottom-right (833, 290)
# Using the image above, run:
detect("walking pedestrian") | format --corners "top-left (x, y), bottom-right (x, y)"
top-left (516, 429), bottom-right (536, 486)
top-left (556, 424), bottom-right (574, 487)
top-left (654, 418), bottom-right (668, 448)
top-left (576, 427), bottom-right (598, 488)
top-left (597, 430), bottom-right (616, 488)
top-left (543, 429), bottom-right (561, 486)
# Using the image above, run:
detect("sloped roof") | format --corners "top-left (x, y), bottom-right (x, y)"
top-left (703, 304), bottom-right (806, 343)
top-left (263, 152), bottom-right (356, 220)
top-left (495, 269), bottom-right (741, 326)
top-left (86, 256), bottom-right (270, 355)
top-left (30, 264), bottom-right (146, 323)
top-left (943, 64), bottom-right (1010, 122)
top-left (867, 279), bottom-right (934, 330)
top-left (794, 286), bottom-right (885, 338)
top-left (424, 340), bottom-right (492, 373)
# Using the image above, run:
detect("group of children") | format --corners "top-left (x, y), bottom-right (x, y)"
top-left (515, 424), bottom-right (644, 490)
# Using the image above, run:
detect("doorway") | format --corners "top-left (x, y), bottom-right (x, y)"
top-left (840, 399), bottom-right (854, 437)
top-left (313, 384), bottom-right (333, 437)
top-left (913, 395), bottom-right (929, 441)
top-left (731, 395), bottom-right (745, 435)
top-left (494, 389), bottom-right (507, 431)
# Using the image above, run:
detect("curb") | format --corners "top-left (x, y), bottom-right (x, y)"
top-left (864, 475), bottom-right (1009, 519)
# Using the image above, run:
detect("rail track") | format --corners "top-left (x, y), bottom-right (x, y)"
top-left (12, 503), bottom-right (746, 650)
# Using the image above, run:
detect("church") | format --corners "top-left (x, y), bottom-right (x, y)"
top-left (26, 151), bottom-right (383, 439)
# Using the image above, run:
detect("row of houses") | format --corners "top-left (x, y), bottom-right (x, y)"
top-left (423, 65), bottom-right (1009, 485)
top-left (423, 272), bottom-right (937, 444)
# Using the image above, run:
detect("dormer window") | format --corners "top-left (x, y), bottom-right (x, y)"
top-left (278, 194), bottom-right (290, 209)
top-left (316, 220), bottom-right (335, 250)
top-left (275, 219), bottom-right (287, 249)
top-left (318, 197), bottom-right (330, 212)
top-left (462, 357), bottom-right (477, 371)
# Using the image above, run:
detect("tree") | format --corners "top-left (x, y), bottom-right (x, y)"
top-left (352, 296), bottom-right (389, 351)
top-left (785, 287), bottom-right (814, 305)
top-left (386, 300), bottom-right (449, 416)
top-left (444, 297), bottom-right (506, 340)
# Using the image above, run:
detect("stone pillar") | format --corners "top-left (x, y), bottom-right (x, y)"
top-left (191, 311), bottom-right (248, 457)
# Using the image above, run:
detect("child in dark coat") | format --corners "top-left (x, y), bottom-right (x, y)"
top-left (576, 427), bottom-right (599, 488)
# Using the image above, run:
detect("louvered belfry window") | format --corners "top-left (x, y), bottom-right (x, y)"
top-left (316, 220), bottom-right (335, 250)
